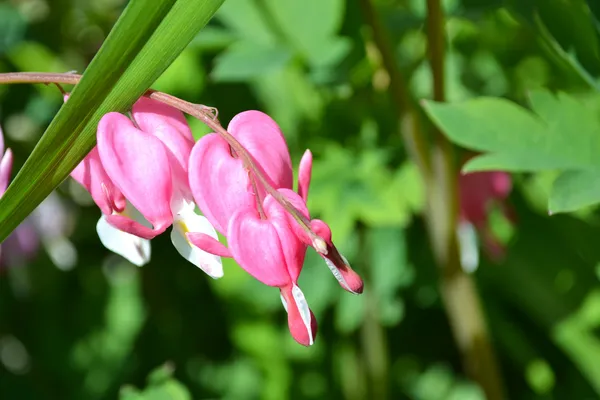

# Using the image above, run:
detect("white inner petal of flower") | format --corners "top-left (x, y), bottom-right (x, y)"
top-left (292, 284), bottom-right (313, 346)
top-left (280, 293), bottom-right (288, 312)
top-left (457, 221), bottom-right (479, 273)
top-left (171, 207), bottom-right (223, 279)
top-left (323, 256), bottom-right (356, 294)
top-left (97, 213), bottom-right (151, 267)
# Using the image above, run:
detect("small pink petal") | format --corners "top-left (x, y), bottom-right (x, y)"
top-left (105, 214), bottom-right (165, 240)
top-left (97, 112), bottom-right (173, 236)
top-left (0, 124), bottom-right (4, 156)
top-left (298, 149), bottom-right (312, 201)
top-left (189, 111), bottom-right (294, 235)
top-left (187, 232), bottom-right (232, 258)
top-left (227, 207), bottom-right (291, 287)
top-left (71, 147), bottom-right (126, 215)
top-left (281, 284), bottom-right (317, 346)
top-left (66, 94), bottom-right (125, 214)
top-left (228, 111), bottom-right (293, 190)
top-left (490, 172), bottom-right (512, 198)
top-left (189, 134), bottom-right (256, 234)
top-left (133, 97), bottom-right (194, 191)
top-left (264, 189), bottom-right (310, 282)
top-left (132, 97), bottom-right (194, 144)
top-left (311, 220), bottom-right (364, 294)
top-left (0, 148), bottom-right (13, 195)
top-left (459, 170), bottom-right (513, 226)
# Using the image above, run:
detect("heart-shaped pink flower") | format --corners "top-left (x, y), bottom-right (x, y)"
top-left (189, 110), bottom-right (293, 234)
top-left (225, 189), bottom-right (316, 346)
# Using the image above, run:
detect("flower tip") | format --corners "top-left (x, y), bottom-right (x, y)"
top-left (289, 309), bottom-right (318, 347)
top-left (281, 285), bottom-right (318, 347)
top-left (342, 269), bottom-right (364, 294)
top-left (312, 236), bottom-right (328, 255)
top-left (323, 254), bottom-right (364, 294)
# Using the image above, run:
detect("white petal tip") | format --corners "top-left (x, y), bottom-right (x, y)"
top-left (323, 256), bottom-right (357, 294)
top-left (170, 215), bottom-right (223, 279)
top-left (97, 216), bottom-right (151, 267)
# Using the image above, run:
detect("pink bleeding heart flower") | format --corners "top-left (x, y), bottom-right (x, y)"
top-left (188, 188), bottom-right (318, 346)
top-left (67, 92), bottom-right (150, 267)
top-left (71, 148), bottom-right (152, 267)
top-left (227, 189), bottom-right (317, 346)
top-left (189, 110), bottom-right (293, 234)
top-left (189, 110), bottom-right (363, 294)
top-left (96, 97), bottom-right (222, 278)
top-left (458, 167), bottom-right (514, 269)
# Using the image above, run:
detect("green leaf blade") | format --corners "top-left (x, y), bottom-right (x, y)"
top-left (549, 170), bottom-right (600, 214)
top-left (0, 0), bottom-right (225, 242)
top-left (423, 91), bottom-right (600, 173)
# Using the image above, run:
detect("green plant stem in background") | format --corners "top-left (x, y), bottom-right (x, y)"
top-left (360, 0), bottom-right (505, 398)
top-left (425, 1), bottom-right (505, 398)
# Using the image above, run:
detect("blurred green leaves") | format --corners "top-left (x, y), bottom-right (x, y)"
top-left (0, 4), bottom-right (26, 54)
top-left (73, 261), bottom-right (146, 398)
top-left (424, 90), bottom-right (600, 172)
top-left (215, 0), bottom-right (349, 74)
top-left (121, 363), bottom-right (191, 400)
top-left (0, 0), bottom-right (225, 242)
top-left (424, 90), bottom-right (600, 214)
top-left (262, 0), bottom-right (350, 68)
top-left (310, 145), bottom-right (424, 242)
top-left (549, 170), bottom-right (600, 214)
top-left (506, 0), bottom-right (600, 89)
top-left (211, 0), bottom-right (350, 138)
top-left (212, 42), bottom-right (292, 82)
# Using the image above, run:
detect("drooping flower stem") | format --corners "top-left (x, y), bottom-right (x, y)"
top-left (0, 72), bottom-right (326, 252)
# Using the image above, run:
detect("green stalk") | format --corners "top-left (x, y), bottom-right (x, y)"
top-left (359, 0), bottom-right (505, 397)
top-left (357, 224), bottom-right (389, 400)
top-left (425, 1), bottom-right (505, 398)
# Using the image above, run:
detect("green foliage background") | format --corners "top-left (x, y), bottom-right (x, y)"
top-left (1, 0), bottom-right (600, 399)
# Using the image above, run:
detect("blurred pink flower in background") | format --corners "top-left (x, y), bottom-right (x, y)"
top-left (0, 126), bottom-right (77, 272)
top-left (458, 166), bottom-right (514, 272)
